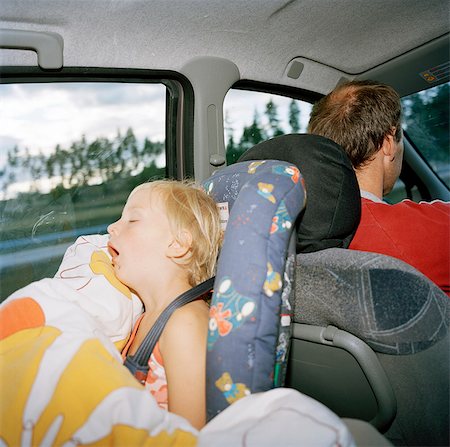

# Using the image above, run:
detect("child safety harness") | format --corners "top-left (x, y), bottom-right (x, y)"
top-left (124, 277), bottom-right (215, 384)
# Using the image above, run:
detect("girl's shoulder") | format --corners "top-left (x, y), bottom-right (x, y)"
top-left (169, 299), bottom-right (209, 327)
top-left (160, 299), bottom-right (209, 353)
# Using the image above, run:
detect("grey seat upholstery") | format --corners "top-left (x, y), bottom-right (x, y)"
top-left (289, 247), bottom-right (449, 447)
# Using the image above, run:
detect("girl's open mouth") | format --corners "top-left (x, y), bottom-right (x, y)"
top-left (107, 243), bottom-right (119, 259)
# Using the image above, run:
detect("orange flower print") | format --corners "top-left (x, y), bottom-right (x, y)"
top-left (209, 303), bottom-right (233, 336)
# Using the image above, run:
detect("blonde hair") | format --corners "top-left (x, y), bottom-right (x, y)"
top-left (130, 179), bottom-right (222, 287)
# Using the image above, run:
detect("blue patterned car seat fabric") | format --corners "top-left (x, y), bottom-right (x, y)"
top-left (203, 159), bottom-right (306, 421)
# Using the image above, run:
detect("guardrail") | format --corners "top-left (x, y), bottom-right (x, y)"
top-left (0, 225), bottom-right (108, 268)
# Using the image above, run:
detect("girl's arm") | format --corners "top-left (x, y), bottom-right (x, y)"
top-left (159, 301), bottom-right (209, 430)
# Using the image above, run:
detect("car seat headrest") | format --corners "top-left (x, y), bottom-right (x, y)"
top-left (239, 133), bottom-right (361, 253)
top-left (203, 159), bottom-right (306, 420)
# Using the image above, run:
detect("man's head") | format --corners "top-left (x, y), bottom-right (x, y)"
top-left (308, 80), bottom-right (404, 196)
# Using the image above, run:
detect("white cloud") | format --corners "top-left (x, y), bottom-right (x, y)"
top-left (0, 83), bottom-right (166, 159)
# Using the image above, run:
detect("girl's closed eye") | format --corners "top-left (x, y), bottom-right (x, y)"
top-left (128, 213), bottom-right (143, 222)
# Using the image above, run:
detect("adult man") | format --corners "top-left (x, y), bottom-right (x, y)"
top-left (308, 80), bottom-right (450, 296)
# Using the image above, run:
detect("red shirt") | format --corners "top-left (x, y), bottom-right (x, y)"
top-left (349, 197), bottom-right (450, 296)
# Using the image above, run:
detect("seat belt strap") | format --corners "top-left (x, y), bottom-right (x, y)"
top-left (124, 276), bottom-right (215, 383)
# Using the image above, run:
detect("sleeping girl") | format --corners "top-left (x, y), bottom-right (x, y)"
top-left (108, 179), bottom-right (222, 429)
top-left (1, 179), bottom-right (222, 431)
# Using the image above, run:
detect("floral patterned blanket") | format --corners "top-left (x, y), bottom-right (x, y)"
top-left (0, 234), bottom-right (354, 446)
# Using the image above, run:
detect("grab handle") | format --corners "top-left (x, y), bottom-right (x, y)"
top-left (0, 29), bottom-right (63, 69)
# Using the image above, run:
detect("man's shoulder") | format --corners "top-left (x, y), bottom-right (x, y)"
top-left (360, 190), bottom-right (449, 209)
top-left (361, 197), bottom-right (450, 219)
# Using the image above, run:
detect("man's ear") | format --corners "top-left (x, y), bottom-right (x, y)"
top-left (166, 230), bottom-right (193, 259)
top-left (381, 133), bottom-right (396, 161)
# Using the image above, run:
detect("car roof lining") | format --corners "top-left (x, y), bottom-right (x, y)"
top-left (1, 0), bottom-right (448, 96)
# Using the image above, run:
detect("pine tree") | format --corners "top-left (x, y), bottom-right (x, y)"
top-left (288, 99), bottom-right (301, 133)
top-left (265, 99), bottom-right (284, 137)
top-left (2, 127), bottom-right (168, 198)
top-left (239, 110), bottom-right (266, 152)
top-left (224, 111), bottom-right (239, 164)
top-left (122, 127), bottom-right (139, 174)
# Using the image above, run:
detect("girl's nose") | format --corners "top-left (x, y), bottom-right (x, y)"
top-left (107, 221), bottom-right (118, 235)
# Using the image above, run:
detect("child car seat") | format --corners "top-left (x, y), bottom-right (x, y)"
top-left (203, 159), bottom-right (306, 421)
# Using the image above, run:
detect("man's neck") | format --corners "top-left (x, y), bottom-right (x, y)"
top-left (360, 190), bottom-right (384, 203)
top-left (355, 168), bottom-right (383, 200)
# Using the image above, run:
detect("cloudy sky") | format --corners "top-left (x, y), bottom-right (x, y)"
top-left (0, 81), bottom-right (312, 175)
top-left (0, 83), bottom-right (166, 165)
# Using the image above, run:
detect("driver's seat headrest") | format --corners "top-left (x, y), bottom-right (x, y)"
top-left (239, 133), bottom-right (361, 253)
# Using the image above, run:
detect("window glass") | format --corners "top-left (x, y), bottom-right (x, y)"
top-left (401, 82), bottom-right (450, 188)
top-left (384, 178), bottom-right (422, 204)
top-left (0, 82), bottom-right (166, 300)
top-left (224, 90), bottom-right (312, 164)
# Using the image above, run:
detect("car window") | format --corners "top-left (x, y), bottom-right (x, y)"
top-left (224, 89), bottom-right (312, 164)
top-left (401, 82), bottom-right (449, 188)
top-left (385, 82), bottom-right (449, 204)
top-left (0, 82), bottom-right (167, 300)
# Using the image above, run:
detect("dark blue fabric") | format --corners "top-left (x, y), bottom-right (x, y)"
top-left (203, 160), bottom-right (306, 420)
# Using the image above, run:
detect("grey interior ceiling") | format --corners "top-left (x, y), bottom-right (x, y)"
top-left (1, 0), bottom-right (449, 94)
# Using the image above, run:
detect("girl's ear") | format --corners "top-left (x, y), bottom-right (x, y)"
top-left (166, 230), bottom-right (193, 259)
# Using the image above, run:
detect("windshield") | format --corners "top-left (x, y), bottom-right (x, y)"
top-left (401, 82), bottom-right (449, 188)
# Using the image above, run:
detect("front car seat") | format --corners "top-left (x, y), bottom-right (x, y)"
top-left (239, 133), bottom-right (449, 447)
top-left (292, 248), bottom-right (448, 447)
